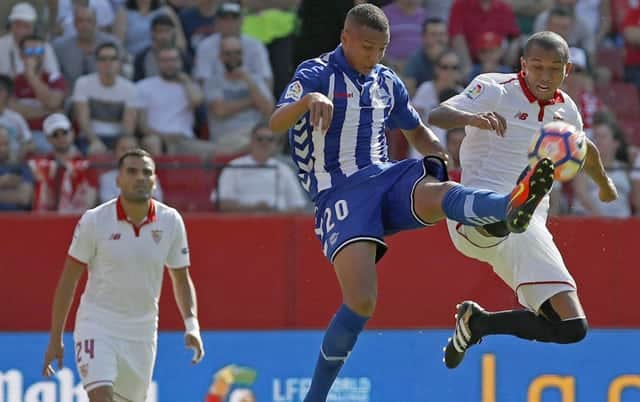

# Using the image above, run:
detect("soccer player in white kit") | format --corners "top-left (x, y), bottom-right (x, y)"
top-left (428, 31), bottom-right (619, 368)
top-left (42, 149), bottom-right (205, 401)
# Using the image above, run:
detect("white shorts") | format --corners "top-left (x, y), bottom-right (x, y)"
top-left (446, 215), bottom-right (576, 312)
top-left (74, 323), bottom-right (156, 402)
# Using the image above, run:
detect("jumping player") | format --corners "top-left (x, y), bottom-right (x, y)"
top-left (428, 31), bottom-right (618, 368)
top-left (270, 4), bottom-right (555, 401)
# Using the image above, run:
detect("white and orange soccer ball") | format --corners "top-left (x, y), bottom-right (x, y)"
top-left (528, 121), bottom-right (588, 182)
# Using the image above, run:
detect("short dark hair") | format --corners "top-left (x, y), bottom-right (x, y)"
top-left (422, 17), bottom-right (445, 33)
top-left (118, 148), bottom-right (154, 169)
top-left (151, 13), bottom-right (174, 29)
top-left (523, 31), bottom-right (569, 63)
top-left (345, 4), bottom-right (389, 32)
top-left (0, 75), bottom-right (14, 94)
top-left (19, 34), bottom-right (44, 49)
top-left (95, 41), bottom-right (119, 58)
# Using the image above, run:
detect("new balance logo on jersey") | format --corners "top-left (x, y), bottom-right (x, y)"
top-left (552, 112), bottom-right (564, 121)
top-left (109, 233), bottom-right (121, 240)
top-left (515, 111), bottom-right (528, 120)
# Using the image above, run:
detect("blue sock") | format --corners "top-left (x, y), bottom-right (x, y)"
top-left (442, 185), bottom-right (509, 226)
top-left (303, 304), bottom-right (369, 402)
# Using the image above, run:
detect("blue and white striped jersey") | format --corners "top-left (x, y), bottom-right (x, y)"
top-left (277, 45), bottom-right (421, 201)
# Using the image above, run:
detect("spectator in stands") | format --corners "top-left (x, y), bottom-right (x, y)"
top-left (242, 0), bottom-right (299, 99)
top-left (53, 4), bottom-right (123, 89)
top-left (504, 0), bottom-right (552, 35)
top-left (0, 126), bottom-right (34, 210)
top-left (137, 45), bottom-right (216, 158)
top-left (114, 0), bottom-right (186, 57)
top-left (422, 0), bottom-right (453, 22)
top-left (11, 34), bottom-right (66, 155)
top-left (98, 135), bottom-right (163, 202)
top-left (622, 5), bottom-right (640, 89)
top-left (0, 0), bottom-right (59, 37)
top-left (448, 0), bottom-right (520, 78)
top-left (535, 3), bottom-right (596, 58)
top-left (194, 2), bottom-right (273, 88)
top-left (55, 0), bottom-right (116, 38)
top-left (29, 113), bottom-right (97, 213)
top-left (0, 3), bottom-right (61, 77)
top-left (412, 50), bottom-right (463, 144)
top-left (134, 14), bottom-right (193, 82)
top-left (381, 0), bottom-right (426, 72)
top-left (213, 123), bottom-right (308, 213)
top-left (576, 0), bottom-right (611, 44)
top-left (0, 74), bottom-right (33, 160)
top-left (73, 42), bottom-right (138, 153)
top-left (572, 119), bottom-right (632, 217)
top-left (180, 0), bottom-right (218, 53)
top-left (563, 47), bottom-right (605, 137)
top-left (403, 17), bottom-right (448, 96)
top-left (469, 31), bottom-right (511, 80)
top-left (205, 35), bottom-right (275, 156)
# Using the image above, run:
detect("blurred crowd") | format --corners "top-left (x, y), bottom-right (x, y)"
top-left (0, 0), bottom-right (639, 217)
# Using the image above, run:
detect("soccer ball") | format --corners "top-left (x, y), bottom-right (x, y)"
top-left (528, 121), bottom-right (587, 182)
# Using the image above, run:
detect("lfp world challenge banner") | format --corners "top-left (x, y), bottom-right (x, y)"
top-left (0, 330), bottom-right (639, 402)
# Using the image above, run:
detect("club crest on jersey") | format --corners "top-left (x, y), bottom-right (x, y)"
top-left (515, 111), bottom-right (528, 120)
top-left (151, 230), bottom-right (163, 244)
top-left (465, 83), bottom-right (483, 100)
top-left (285, 80), bottom-right (303, 101)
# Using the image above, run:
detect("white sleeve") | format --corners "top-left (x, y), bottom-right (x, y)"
top-left (166, 211), bottom-right (190, 269)
top-left (43, 43), bottom-right (61, 76)
top-left (443, 75), bottom-right (501, 114)
top-left (68, 211), bottom-right (97, 264)
top-left (136, 81), bottom-right (149, 109)
top-left (254, 41), bottom-right (273, 81)
top-left (566, 98), bottom-right (584, 132)
top-left (73, 77), bottom-right (89, 102)
top-left (216, 166), bottom-right (237, 201)
top-left (15, 113), bottom-right (32, 142)
top-left (124, 81), bottom-right (140, 108)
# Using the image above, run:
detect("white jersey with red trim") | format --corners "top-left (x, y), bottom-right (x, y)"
top-left (68, 197), bottom-right (190, 341)
top-left (444, 72), bottom-right (583, 195)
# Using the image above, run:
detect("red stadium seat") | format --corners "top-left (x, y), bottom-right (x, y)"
top-left (596, 82), bottom-right (640, 119)
top-left (596, 46), bottom-right (625, 80)
top-left (155, 155), bottom-right (215, 212)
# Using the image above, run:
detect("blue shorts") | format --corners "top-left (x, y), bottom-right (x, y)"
top-left (314, 157), bottom-right (448, 263)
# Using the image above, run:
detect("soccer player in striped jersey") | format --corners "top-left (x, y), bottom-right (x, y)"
top-left (270, 4), bottom-right (554, 401)
top-left (429, 31), bottom-right (618, 369)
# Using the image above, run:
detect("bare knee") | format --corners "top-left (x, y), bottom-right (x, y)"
top-left (413, 179), bottom-right (457, 223)
top-left (88, 386), bottom-right (113, 402)
top-left (344, 291), bottom-right (377, 317)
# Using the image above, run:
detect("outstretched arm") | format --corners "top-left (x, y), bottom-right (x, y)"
top-left (582, 138), bottom-right (618, 202)
top-left (428, 104), bottom-right (506, 136)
